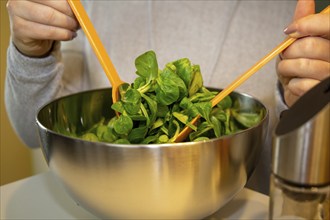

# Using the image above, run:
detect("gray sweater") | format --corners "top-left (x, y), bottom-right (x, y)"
top-left (5, 0), bottom-right (294, 194)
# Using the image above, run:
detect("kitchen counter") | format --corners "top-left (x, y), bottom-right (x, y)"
top-left (0, 171), bottom-right (269, 219)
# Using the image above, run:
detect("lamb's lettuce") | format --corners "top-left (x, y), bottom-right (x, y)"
top-left (79, 50), bottom-right (265, 144)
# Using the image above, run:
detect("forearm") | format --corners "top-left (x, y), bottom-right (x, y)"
top-left (5, 41), bottom-right (64, 148)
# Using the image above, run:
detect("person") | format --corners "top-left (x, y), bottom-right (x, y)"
top-left (5, 0), bottom-right (329, 195)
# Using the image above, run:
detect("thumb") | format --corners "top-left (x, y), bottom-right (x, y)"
top-left (284, 0), bottom-right (328, 38)
top-left (293, 0), bottom-right (315, 20)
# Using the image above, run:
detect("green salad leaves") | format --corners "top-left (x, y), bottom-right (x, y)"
top-left (80, 51), bottom-right (265, 144)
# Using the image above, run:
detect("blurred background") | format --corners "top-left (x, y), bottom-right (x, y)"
top-left (1, 1), bottom-right (328, 186)
top-left (1, 1), bottom-right (48, 186)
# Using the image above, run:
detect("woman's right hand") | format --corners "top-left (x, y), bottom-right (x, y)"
top-left (6, 0), bottom-right (79, 57)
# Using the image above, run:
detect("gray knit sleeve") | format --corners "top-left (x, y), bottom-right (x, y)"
top-left (5, 41), bottom-right (64, 148)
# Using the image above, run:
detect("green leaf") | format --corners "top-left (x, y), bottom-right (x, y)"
top-left (155, 74), bottom-right (180, 105)
top-left (194, 102), bottom-right (212, 123)
top-left (232, 110), bottom-right (264, 128)
top-left (179, 97), bottom-right (199, 118)
top-left (149, 118), bottom-right (164, 132)
top-left (114, 139), bottom-right (130, 144)
top-left (224, 109), bottom-right (232, 135)
top-left (141, 135), bottom-right (158, 144)
top-left (160, 126), bottom-right (169, 136)
top-left (158, 134), bottom-right (169, 143)
top-left (163, 67), bottom-right (188, 99)
top-left (189, 122), bottom-right (213, 141)
top-left (172, 112), bottom-right (188, 124)
top-left (83, 117), bottom-right (105, 134)
top-left (217, 95), bottom-right (232, 110)
top-left (210, 116), bottom-right (221, 138)
top-left (96, 125), bottom-right (118, 143)
top-left (165, 62), bottom-right (177, 71)
top-left (122, 88), bottom-right (141, 115)
top-left (113, 115), bottom-right (133, 135)
top-left (193, 137), bottom-right (209, 142)
top-left (102, 130), bottom-right (118, 143)
top-left (141, 93), bottom-right (157, 127)
top-left (172, 58), bottom-right (193, 88)
top-left (129, 115), bottom-right (147, 121)
top-left (168, 120), bottom-right (181, 142)
top-left (188, 65), bottom-right (203, 97)
top-left (118, 83), bottom-right (130, 98)
top-left (107, 117), bottom-right (116, 128)
top-left (111, 101), bottom-right (125, 113)
top-left (135, 50), bottom-right (158, 81)
top-left (172, 112), bottom-right (197, 131)
top-left (189, 90), bottom-right (215, 103)
top-left (96, 125), bottom-right (108, 139)
top-left (133, 76), bottom-right (146, 90)
top-left (139, 102), bottom-right (150, 127)
top-left (211, 108), bottom-right (227, 122)
top-left (128, 126), bottom-right (148, 144)
top-left (156, 104), bottom-right (169, 117)
top-left (80, 133), bottom-right (99, 142)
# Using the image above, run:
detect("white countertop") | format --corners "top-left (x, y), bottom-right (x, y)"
top-left (0, 171), bottom-right (269, 219)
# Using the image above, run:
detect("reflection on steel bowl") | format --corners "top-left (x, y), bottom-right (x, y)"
top-left (36, 88), bottom-right (268, 219)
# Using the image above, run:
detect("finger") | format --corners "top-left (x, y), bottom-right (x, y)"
top-left (283, 88), bottom-right (300, 107)
top-left (276, 56), bottom-right (290, 87)
top-left (13, 15), bottom-right (76, 41)
top-left (281, 37), bottom-right (330, 62)
top-left (293, 0), bottom-right (315, 21)
top-left (287, 77), bottom-right (320, 97)
top-left (284, 13), bottom-right (330, 39)
top-left (277, 58), bottom-right (330, 80)
top-left (9, 0), bottom-right (78, 31)
top-left (30, 0), bottom-right (75, 18)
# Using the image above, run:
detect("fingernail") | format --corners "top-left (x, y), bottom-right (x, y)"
top-left (279, 52), bottom-right (284, 60)
top-left (75, 25), bottom-right (81, 31)
top-left (284, 23), bottom-right (300, 38)
top-left (72, 32), bottom-right (77, 39)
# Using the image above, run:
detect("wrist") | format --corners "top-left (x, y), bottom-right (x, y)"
top-left (12, 39), bottom-right (56, 58)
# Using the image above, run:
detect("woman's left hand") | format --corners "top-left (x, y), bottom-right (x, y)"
top-left (277, 0), bottom-right (330, 107)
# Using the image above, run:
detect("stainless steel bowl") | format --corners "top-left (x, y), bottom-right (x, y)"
top-left (36, 88), bottom-right (268, 219)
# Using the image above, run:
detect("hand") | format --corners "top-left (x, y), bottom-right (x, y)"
top-left (276, 0), bottom-right (330, 107)
top-left (6, 0), bottom-right (79, 57)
